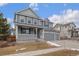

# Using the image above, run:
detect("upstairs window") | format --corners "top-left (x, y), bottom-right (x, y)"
top-left (21, 19), bottom-right (24, 23)
top-left (34, 21), bottom-right (37, 24)
top-left (16, 15), bottom-right (19, 22)
top-left (25, 17), bottom-right (27, 23)
top-left (44, 21), bottom-right (49, 27)
top-left (33, 19), bottom-right (38, 25)
top-left (28, 20), bottom-right (31, 24)
top-left (27, 17), bottom-right (33, 24)
top-left (20, 16), bottom-right (25, 23)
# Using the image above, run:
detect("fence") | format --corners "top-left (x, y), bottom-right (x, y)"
top-left (7, 35), bottom-right (16, 42)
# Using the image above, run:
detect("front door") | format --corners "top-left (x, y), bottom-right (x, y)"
top-left (37, 29), bottom-right (40, 38)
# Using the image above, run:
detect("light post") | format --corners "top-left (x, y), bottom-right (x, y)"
top-left (63, 4), bottom-right (67, 50)
top-left (63, 8), bottom-right (66, 49)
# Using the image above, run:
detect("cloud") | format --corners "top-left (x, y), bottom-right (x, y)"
top-left (48, 9), bottom-right (79, 27)
top-left (29, 3), bottom-right (39, 11)
top-left (7, 18), bottom-right (12, 24)
top-left (0, 3), bottom-right (8, 6)
top-left (7, 18), bottom-right (14, 28)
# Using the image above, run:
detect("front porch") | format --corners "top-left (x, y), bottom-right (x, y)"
top-left (16, 26), bottom-right (43, 41)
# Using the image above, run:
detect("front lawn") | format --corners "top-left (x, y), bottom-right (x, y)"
top-left (0, 41), bottom-right (56, 55)
top-left (16, 41), bottom-right (56, 53)
top-left (0, 46), bottom-right (16, 56)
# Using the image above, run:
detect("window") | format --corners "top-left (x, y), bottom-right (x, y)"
top-left (34, 21), bottom-right (37, 24)
top-left (19, 16), bottom-right (25, 23)
top-left (19, 27), bottom-right (35, 34)
top-left (21, 19), bottom-right (24, 23)
top-left (39, 20), bottom-right (42, 25)
top-left (25, 17), bottom-right (27, 23)
top-left (44, 21), bottom-right (49, 26)
top-left (19, 27), bottom-right (29, 34)
top-left (29, 28), bottom-right (34, 34)
top-left (27, 17), bottom-right (33, 24)
top-left (44, 21), bottom-right (49, 28)
top-left (16, 15), bottom-right (19, 22)
top-left (28, 20), bottom-right (31, 24)
top-left (21, 28), bottom-right (26, 34)
top-left (33, 19), bottom-right (38, 25)
top-left (26, 29), bottom-right (29, 34)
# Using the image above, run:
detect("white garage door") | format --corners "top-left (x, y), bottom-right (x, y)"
top-left (44, 32), bottom-right (60, 41)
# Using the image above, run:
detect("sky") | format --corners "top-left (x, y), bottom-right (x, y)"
top-left (0, 3), bottom-right (79, 28)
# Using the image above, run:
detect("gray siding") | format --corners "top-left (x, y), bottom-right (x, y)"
top-left (16, 34), bottom-right (37, 41)
top-left (15, 8), bottom-right (60, 42)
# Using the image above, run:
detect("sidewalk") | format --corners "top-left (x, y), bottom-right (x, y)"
top-left (52, 40), bottom-right (79, 49)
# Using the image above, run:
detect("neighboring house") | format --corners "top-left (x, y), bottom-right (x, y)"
top-left (10, 28), bottom-right (16, 35)
top-left (75, 28), bottom-right (79, 37)
top-left (54, 22), bottom-right (78, 39)
top-left (14, 8), bottom-right (60, 41)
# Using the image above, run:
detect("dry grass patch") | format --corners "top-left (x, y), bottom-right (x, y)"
top-left (0, 46), bottom-right (16, 56)
top-left (0, 41), bottom-right (55, 55)
top-left (16, 41), bottom-right (55, 53)
top-left (40, 49), bottom-right (79, 56)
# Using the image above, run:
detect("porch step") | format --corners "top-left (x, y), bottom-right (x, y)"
top-left (34, 39), bottom-right (46, 42)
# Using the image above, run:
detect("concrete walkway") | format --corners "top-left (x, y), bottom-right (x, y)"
top-left (52, 40), bottom-right (79, 49)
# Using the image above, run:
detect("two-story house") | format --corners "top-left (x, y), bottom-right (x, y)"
top-left (54, 22), bottom-right (77, 39)
top-left (14, 8), bottom-right (60, 42)
top-left (76, 28), bottom-right (79, 37)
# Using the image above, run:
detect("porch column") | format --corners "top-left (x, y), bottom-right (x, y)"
top-left (42, 20), bottom-right (45, 40)
top-left (16, 26), bottom-right (18, 40)
top-left (42, 29), bottom-right (44, 40)
top-left (36, 28), bottom-right (38, 39)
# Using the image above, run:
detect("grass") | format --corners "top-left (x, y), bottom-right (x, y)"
top-left (0, 41), bottom-right (55, 55)
top-left (16, 41), bottom-right (55, 53)
top-left (40, 49), bottom-right (79, 56)
top-left (0, 46), bottom-right (16, 56)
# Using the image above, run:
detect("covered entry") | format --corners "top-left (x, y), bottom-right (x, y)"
top-left (17, 26), bottom-right (43, 41)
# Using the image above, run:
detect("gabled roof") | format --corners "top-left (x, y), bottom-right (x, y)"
top-left (42, 18), bottom-right (53, 24)
top-left (54, 23), bottom-right (62, 28)
top-left (76, 28), bottom-right (79, 31)
top-left (15, 8), bottom-right (40, 19)
top-left (54, 22), bottom-right (76, 28)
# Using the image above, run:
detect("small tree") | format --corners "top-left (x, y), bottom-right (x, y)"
top-left (0, 13), bottom-right (10, 41)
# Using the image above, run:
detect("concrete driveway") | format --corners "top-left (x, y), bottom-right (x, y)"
top-left (52, 40), bottom-right (79, 49)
